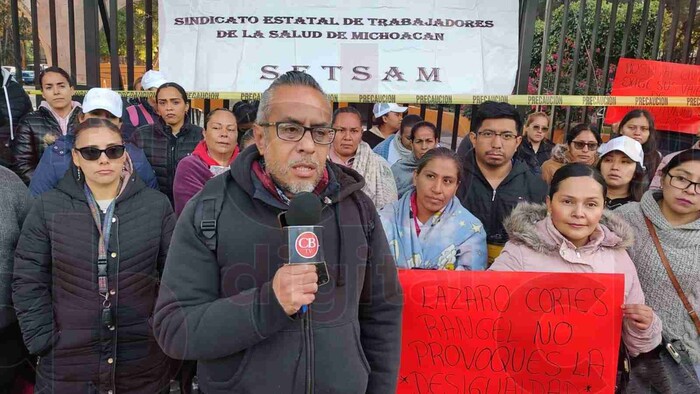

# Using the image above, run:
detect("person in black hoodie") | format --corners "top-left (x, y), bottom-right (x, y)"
top-left (12, 118), bottom-right (176, 393)
top-left (0, 68), bottom-right (33, 169)
top-left (457, 101), bottom-right (547, 265)
top-left (153, 71), bottom-right (403, 394)
top-left (131, 82), bottom-right (202, 202)
top-left (11, 67), bottom-right (81, 183)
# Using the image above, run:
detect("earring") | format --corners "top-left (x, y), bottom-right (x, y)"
top-left (77, 167), bottom-right (82, 181)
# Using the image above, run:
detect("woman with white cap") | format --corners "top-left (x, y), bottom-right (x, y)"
top-left (597, 135), bottom-right (648, 209)
top-left (29, 88), bottom-right (158, 196)
top-left (362, 102), bottom-right (407, 148)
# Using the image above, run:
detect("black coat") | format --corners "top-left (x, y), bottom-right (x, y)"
top-left (131, 120), bottom-right (202, 202)
top-left (153, 147), bottom-right (404, 394)
top-left (515, 138), bottom-right (555, 173)
top-left (457, 150), bottom-right (548, 246)
top-left (0, 71), bottom-right (33, 169)
top-left (11, 106), bottom-right (80, 183)
top-left (12, 165), bottom-right (176, 394)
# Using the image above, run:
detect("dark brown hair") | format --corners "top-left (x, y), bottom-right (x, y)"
top-left (73, 118), bottom-right (122, 144)
top-left (415, 147), bottom-right (462, 181)
top-left (39, 66), bottom-right (73, 89)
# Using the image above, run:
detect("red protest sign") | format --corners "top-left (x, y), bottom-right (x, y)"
top-left (397, 270), bottom-right (624, 394)
top-left (605, 58), bottom-right (700, 134)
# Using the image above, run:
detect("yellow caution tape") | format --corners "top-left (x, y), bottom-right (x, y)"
top-left (26, 90), bottom-right (700, 107)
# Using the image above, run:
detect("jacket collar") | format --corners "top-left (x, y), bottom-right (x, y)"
top-left (462, 149), bottom-right (530, 188)
top-left (231, 145), bottom-right (365, 209)
top-left (503, 202), bottom-right (634, 255)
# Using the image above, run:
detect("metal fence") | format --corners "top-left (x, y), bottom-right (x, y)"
top-left (4, 0), bottom-right (699, 150)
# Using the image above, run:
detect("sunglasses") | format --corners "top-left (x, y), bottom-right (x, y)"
top-left (74, 145), bottom-right (126, 161)
top-left (571, 141), bottom-right (599, 151)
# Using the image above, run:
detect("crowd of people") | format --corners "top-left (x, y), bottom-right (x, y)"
top-left (0, 66), bottom-right (698, 393)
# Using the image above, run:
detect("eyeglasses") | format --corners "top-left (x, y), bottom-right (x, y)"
top-left (258, 122), bottom-right (336, 145)
top-left (531, 125), bottom-right (549, 132)
top-left (74, 145), bottom-right (126, 161)
top-left (571, 141), bottom-right (599, 151)
top-left (667, 174), bottom-right (700, 194)
top-left (477, 131), bottom-right (518, 141)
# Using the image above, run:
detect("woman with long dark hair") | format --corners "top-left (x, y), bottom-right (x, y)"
top-left (618, 149), bottom-right (700, 389)
top-left (617, 109), bottom-right (662, 186)
top-left (131, 82), bottom-right (203, 202)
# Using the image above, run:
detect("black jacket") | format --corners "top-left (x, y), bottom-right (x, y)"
top-left (515, 138), bottom-right (555, 173)
top-left (457, 150), bottom-right (548, 246)
top-left (0, 70), bottom-right (33, 169)
top-left (362, 130), bottom-right (385, 148)
top-left (12, 165), bottom-right (176, 394)
top-left (153, 147), bottom-right (404, 394)
top-left (131, 120), bottom-right (202, 202)
top-left (11, 106), bottom-right (80, 184)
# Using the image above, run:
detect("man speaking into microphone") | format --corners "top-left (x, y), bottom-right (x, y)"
top-left (153, 71), bottom-right (404, 394)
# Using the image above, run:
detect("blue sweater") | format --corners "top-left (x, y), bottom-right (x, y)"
top-left (29, 135), bottom-right (158, 196)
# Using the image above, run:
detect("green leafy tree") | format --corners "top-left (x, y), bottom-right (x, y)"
top-left (99, 0), bottom-right (158, 64)
top-left (0, 2), bottom-right (33, 68)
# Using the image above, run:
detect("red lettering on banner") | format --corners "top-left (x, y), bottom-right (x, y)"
top-left (295, 231), bottom-right (319, 259)
top-left (605, 58), bottom-right (700, 134)
top-left (397, 270), bottom-right (624, 394)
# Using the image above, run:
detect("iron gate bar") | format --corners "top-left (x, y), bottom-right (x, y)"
top-left (49, 0), bottom-right (58, 66)
top-left (666, 1), bottom-right (680, 62)
top-left (126, 0), bottom-right (135, 89)
top-left (550, 0), bottom-right (571, 129)
top-left (564, 0), bottom-right (587, 133)
top-left (109, 0), bottom-right (120, 89)
top-left (204, 99), bottom-right (211, 116)
top-left (145, 0), bottom-right (153, 70)
top-left (84, 0), bottom-right (100, 87)
top-left (11, 0), bottom-right (23, 85)
top-left (681, 0), bottom-right (697, 64)
top-left (620, 0), bottom-right (636, 58)
top-left (600, 0), bottom-right (619, 96)
top-left (636, 0), bottom-right (651, 59)
top-left (419, 104), bottom-right (426, 120)
top-left (536, 0), bottom-right (554, 101)
top-left (435, 105), bottom-right (444, 141)
top-left (223, 100), bottom-right (230, 110)
top-left (68, 0), bottom-right (77, 84)
top-left (582, 0), bottom-right (603, 123)
top-left (450, 104), bottom-right (461, 151)
top-left (651, 0), bottom-right (665, 59)
top-left (515, 0), bottom-right (538, 94)
top-left (31, 0), bottom-right (40, 89)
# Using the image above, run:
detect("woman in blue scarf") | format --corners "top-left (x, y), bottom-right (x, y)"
top-left (380, 147), bottom-right (487, 270)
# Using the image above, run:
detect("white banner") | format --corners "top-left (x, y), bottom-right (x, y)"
top-left (158, 0), bottom-right (519, 96)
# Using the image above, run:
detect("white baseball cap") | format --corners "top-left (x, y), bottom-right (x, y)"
top-left (598, 135), bottom-right (645, 169)
top-left (82, 88), bottom-right (123, 118)
top-left (373, 103), bottom-right (408, 118)
top-left (141, 70), bottom-right (168, 90)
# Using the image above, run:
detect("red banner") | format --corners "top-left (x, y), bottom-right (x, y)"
top-left (605, 58), bottom-right (700, 134)
top-left (397, 270), bottom-right (625, 394)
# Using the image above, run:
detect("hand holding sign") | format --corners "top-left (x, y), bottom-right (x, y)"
top-left (273, 264), bottom-right (319, 316)
top-left (622, 304), bottom-right (654, 331)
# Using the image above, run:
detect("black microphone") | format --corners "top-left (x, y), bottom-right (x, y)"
top-left (282, 192), bottom-right (330, 289)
